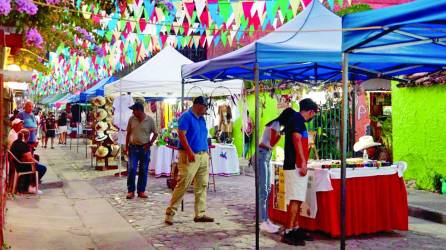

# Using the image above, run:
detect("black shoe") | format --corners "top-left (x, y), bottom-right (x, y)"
top-left (193, 215), bottom-right (214, 223)
top-left (281, 231), bottom-right (305, 246)
top-left (292, 228), bottom-right (314, 241)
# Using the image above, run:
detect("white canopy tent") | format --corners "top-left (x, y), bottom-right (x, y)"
top-left (105, 46), bottom-right (243, 98)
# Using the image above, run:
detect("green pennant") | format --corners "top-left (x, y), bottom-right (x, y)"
top-left (119, 19), bottom-right (127, 32)
top-left (221, 31), bottom-right (228, 47)
top-left (219, 1), bottom-right (232, 22)
top-left (279, 0), bottom-right (290, 18)
top-left (179, 26), bottom-right (184, 35)
top-left (143, 35), bottom-right (151, 49)
top-left (248, 25), bottom-right (254, 37)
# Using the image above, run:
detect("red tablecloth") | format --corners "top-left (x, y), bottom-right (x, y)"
top-left (268, 173), bottom-right (408, 237)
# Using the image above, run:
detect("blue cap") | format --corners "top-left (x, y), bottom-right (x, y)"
top-left (129, 102), bottom-right (144, 111)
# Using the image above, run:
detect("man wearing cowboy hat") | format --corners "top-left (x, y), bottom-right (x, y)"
top-left (165, 96), bottom-right (214, 225)
top-left (125, 102), bottom-right (158, 199)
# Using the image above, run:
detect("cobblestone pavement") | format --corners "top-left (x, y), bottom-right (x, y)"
top-left (39, 143), bottom-right (446, 249)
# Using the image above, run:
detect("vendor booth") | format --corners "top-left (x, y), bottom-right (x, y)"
top-left (103, 46), bottom-right (243, 177)
top-left (180, 0), bottom-right (446, 245)
top-left (268, 161), bottom-right (408, 237)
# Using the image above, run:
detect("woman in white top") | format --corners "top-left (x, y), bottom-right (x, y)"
top-left (258, 108), bottom-right (295, 233)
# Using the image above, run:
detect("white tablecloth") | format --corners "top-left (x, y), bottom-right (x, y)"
top-left (149, 145), bottom-right (178, 177)
top-left (209, 143), bottom-right (240, 176)
top-left (149, 144), bottom-right (240, 177)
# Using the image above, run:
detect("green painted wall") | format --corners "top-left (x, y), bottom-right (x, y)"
top-left (392, 82), bottom-right (446, 190)
top-left (233, 92), bottom-right (299, 158)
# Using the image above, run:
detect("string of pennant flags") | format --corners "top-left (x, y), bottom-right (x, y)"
top-left (31, 0), bottom-right (353, 97)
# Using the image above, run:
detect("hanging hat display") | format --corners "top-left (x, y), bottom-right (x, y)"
top-left (95, 146), bottom-right (109, 158)
top-left (95, 121), bottom-right (108, 132)
top-left (110, 144), bottom-right (120, 157)
top-left (95, 109), bottom-right (108, 121)
top-left (106, 96), bottom-right (113, 105)
top-left (108, 131), bottom-right (118, 144)
top-left (92, 96), bottom-right (106, 107)
top-left (95, 131), bottom-right (108, 142)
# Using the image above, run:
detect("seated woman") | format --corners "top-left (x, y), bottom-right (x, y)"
top-left (353, 135), bottom-right (391, 162)
top-left (10, 129), bottom-right (47, 194)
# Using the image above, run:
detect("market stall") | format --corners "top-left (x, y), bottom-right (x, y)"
top-left (181, 0), bottom-right (433, 244)
top-left (268, 161), bottom-right (408, 237)
top-left (104, 46), bottom-right (243, 178)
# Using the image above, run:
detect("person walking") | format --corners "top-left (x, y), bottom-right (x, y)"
top-left (44, 112), bottom-right (57, 149)
top-left (58, 111), bottom-right (68, 144)
top-left (165, 96), bottom-right (214, 225)
top-left (281, 98), bottom-right (319, 246)
top-left (258, 108), bottom-right (295, 233)
top-left (243, 110), bottom-right (253, 159)
top-left (39, 112), bottom-right (47, 147)
top-left (124, 102), bottom-right (158, 199)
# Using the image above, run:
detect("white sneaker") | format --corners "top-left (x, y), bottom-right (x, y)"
top-left (36, 190), bottom-right (43, 195)
top-left (267, 219), bottom-right (281, 230)
top-left (260, 221), bottom-right (279, 234)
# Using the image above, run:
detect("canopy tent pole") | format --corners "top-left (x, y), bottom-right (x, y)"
top-left (118, 79), bottom-right (122, 177)
top-left (181, 79), bottom-right (185, 112)
top-left (340, 53), bottom-right (349, 250)
top-left (181, 78), bottom-right (185, 212)
top-left (254, 63), bottom-right (260, 249)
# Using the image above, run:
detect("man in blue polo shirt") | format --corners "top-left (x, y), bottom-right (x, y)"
top-left (165, 96), bottom-right (214, 225)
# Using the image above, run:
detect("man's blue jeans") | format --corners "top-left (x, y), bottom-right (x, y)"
top-left (257, 147), bottom-right (272, 221)
top-left (127, 145), bottom-right (151, 193)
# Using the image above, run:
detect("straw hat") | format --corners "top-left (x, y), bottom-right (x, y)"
top-left (106, 96), bottom-right (113, 105)
top-left (92, 96), bottom-right (106, 107)
top-left (95, 109), bottom-right (108, 121)
top-left (95, 121), bottom-right (108, 132)
top-left (95, 146), bottom-right (109, 158)
top-left (110, 144), bottom-right (120, 157)
top-left (95, 131), bottom-right (108, 142)
top-left (353, 136), bottom-right (381, 152)
top-left (108, 131), bottom-right (118, 143)
top-left (108, 122), bottom-right (118, 132)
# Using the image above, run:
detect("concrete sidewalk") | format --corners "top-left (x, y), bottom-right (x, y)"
top-left (4, 145), bottom-right (154, 250)
top-left (408, 188), bottom-right (446, 224)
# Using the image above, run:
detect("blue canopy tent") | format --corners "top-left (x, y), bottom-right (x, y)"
top-left (343, 0), bottom-right (446, 67)
top-left (79, 76), bottom-right (117, 103)
top-left (182, 1), bottom-right (434, 84)
top-left (340, 0), bottom-right (446, 247)
top-left (182, 1), bottom-right (357, 247)
top-left (183, 0), bottom-right (446, 247)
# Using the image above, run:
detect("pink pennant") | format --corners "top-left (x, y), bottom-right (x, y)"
top-left (160, 34), bottom-right (168, 46)
top-left (92, 14), bottom-right (101, 24)
top-left (199, 7), bottom-right (209, 26)
top-left (119, 1), bottom-right (127, 14)
top-left (302, 0), bottom-right (312, 7)
top-left (185, 2), bottom-right (195, 18)
top-left (242, 2), bottom-right (254, 18)
top-left (200, 35), bottom-right (207, 47)
top-left (183, 21), bottom-right (189, 36)
top-left (139, 19), bottom-right (147, 32)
